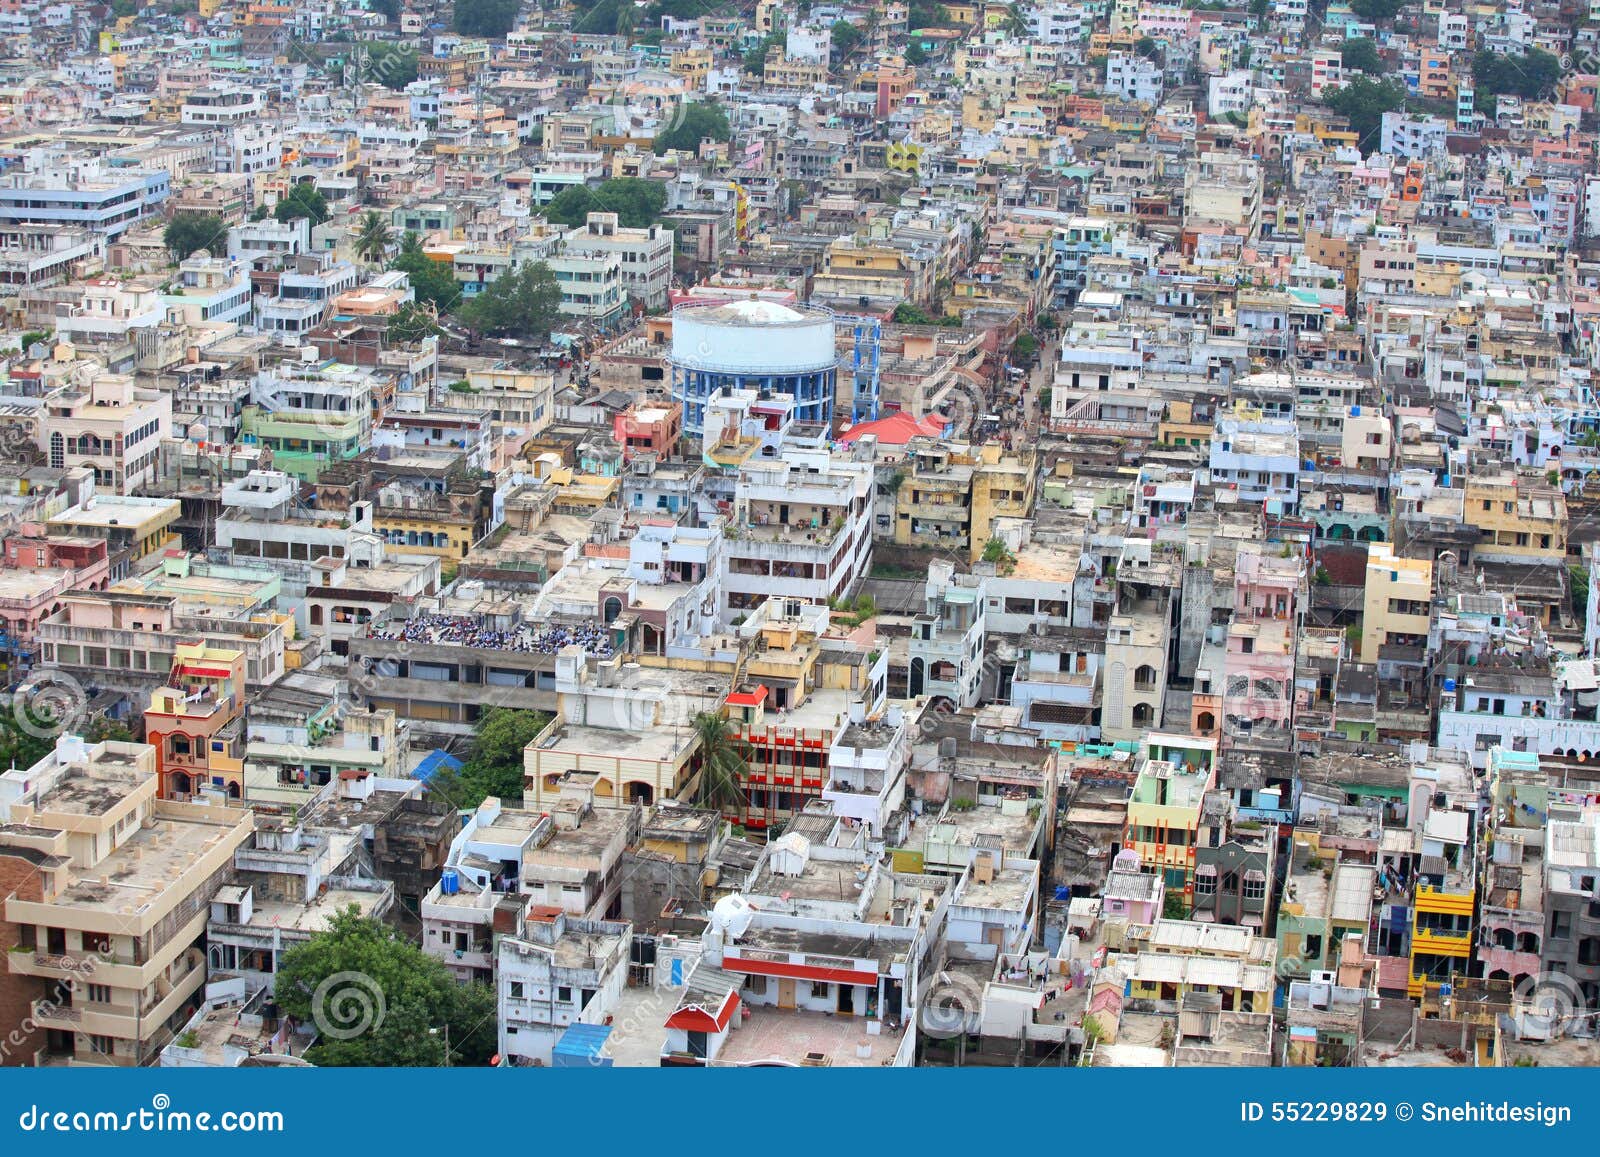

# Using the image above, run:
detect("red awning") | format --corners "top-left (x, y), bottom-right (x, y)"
top-left (726, 686), bottom-right (769, 709)
top-left (722, 955), bottom-right (877, 986)
top-left (177, 666), bottom-right (232, 679)
top-left (664, 991), bottom-right (740, 1034)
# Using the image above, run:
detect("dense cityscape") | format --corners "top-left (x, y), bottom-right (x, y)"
top-left (0, 0), bottom-right (1596, 1073)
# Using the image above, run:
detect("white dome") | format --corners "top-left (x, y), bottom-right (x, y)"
top-left (708, 299), bottom-right (805, 325)
top-left (711, 894), bottom-right (755, 939)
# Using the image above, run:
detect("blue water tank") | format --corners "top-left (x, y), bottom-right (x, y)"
top-left (1443, 678), bottom-right (1457, 693)
top-left (441, 868), bottom-right (459, 895)
top-left (1351, 405), bottom-right (1361, 417)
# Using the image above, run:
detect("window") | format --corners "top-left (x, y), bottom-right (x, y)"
top-left (87, 984), bottom-right (111, 1005)
top-left (811, 982), bottom-right (831, 999)
top-left (557, 986), bottom-right (573, 1002)
top-left (1553, 910), bottom-right (1573, 940)
top-left (1243, 875), bottom-right (1266, 901)
top-left (1195, 869), bottom-right (1217, 895)
top-left (1222, 871), bottom-right (1240, 894)
top-left (1303, 934), bottom-right (1323, 960)
top-left (509, 982), bottom-right (524, 999)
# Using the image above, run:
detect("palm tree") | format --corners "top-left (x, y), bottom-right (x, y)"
top-left (354, 210), bottom-right (393, 267)
top-left (691, 712), bottom-right (749, 813)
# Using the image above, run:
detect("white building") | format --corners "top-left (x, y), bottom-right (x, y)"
top-left (908, 560), bottom-right (987, 708)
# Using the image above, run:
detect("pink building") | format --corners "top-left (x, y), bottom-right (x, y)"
top-left (0, 528), bottom-right (111, 660)
top-left (1220, 545), bottom-right (1305, 749)
top-left (614, 401), bottom-right (682, 463)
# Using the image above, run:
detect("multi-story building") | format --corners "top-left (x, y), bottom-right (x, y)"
top-left (909, 561), bottom-right (986, 708)
top-left (561, 212), bottom-right (674, 310)
top-left (723, 447), bottom-right (874, 616)
top-left (496, 907), bottom-right (631, 1067)
top-left (1124, 734), bottom-right (1218, 896)
top-left (0, 735), bottom-right (252, 1067)
top-left (42, 372), bottom-right (170, 494)
top-left (1359, 543), bottom-right (1431, 665)
top-left (142, 641), bottom-right (247, 802)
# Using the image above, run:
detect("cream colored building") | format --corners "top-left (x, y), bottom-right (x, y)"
top-left (0, 735), bottom-right (252, 1066)
top-left (1360, 542), bottom-right (1432, 665)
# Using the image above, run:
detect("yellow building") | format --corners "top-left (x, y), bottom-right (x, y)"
top-left (1359, 543), bottom-right (1432, 665)
top-left (1462, 468), bottom-right (1567, 562)
top-left (0, 737), bottom-right (252, 1066)
top-left (1157, 400), bottom-right (1213, 449)
top-left (1124, 734), bottom-right (1218, 894)
top-left (1120, 919), bottom-right (1277, 1013)
top-left (893, 442), bottom-right (976, 550)
top-left (969, 444), bottom-right (1037, 561)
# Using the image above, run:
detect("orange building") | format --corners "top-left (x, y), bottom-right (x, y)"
top-left (142, 641), bottom-right (246, 800)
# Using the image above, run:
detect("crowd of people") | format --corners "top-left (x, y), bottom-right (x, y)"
top-left (371, 614), bottom-right (614, 657)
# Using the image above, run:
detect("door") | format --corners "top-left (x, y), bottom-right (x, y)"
top-left (837, 984), bottom-right (854, 1016)
top-left (777, 978), bottom-right (796, 1009)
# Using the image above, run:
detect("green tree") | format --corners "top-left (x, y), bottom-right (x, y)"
top-left (1003, 2), bottom-right (1029, 35)
top-left (452, 0), bottom-right (520, 37)
top-left (1572, 565), bottom-right (1590, 618)
top-left (744, 31), bottom-right (783, 74)
top-left (391, 233), bottom-right (461, 314)
top-left (908, 0), bottom-right (949, 25)
top-left (892, 301), bottom-right (938, 325)
top-left (1012, 331), bottom-right (1038, 363)
top-left (386, 302), bottom-right (442, 345)
top-left (1321, 75), bottom-right (1407, 153)
top-left (1163, 891), bottom-right (1190, 920)
top-left (274, 908), bottom-right (496, 1066)
top-left (1248, 0), bottom-right (1269, 16)
top-left (543, 178), bottom-right (667, 230)
top-left (369, 0), bottom-right (400, 18)
top-left (1348, 0), bottom-right (1402, 21)
top-left (904, 40), bottom-right (928, 65)
top-left (364, 42), bottom-right (418, 89)
top-left (110, 0), bottom-right (138, 16)
top-left (82, 716), bottom-right (136, 744)
top-left (690, 713), bottom-right (748, 812)
top-left (1134, 35), bottom-right (1160, 61)
top-left (163, 212), bottom-right (223, 261)
top-left (653, 101), bottom-right (732, 154)
top-left (830, 19), bottom-right (863, 58)
top-left (1472, 47), bottom-right (1561, 108)
top-left (353, 210), bottom-right (393, 266)
top-left (459, 261), bottom-right (563, 342)
top-left (1339, 37), bottom-right (1383, 75)
top-left (274, 181), bottom-right (329, 226)
top-left (428, 707), bottom-right (553, 810)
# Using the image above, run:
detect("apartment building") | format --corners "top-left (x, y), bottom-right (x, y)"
top-left (0, 735), bottom-right (252, 1067)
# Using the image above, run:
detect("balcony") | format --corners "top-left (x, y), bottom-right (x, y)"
top-left (1411, 926), bottom-right (1473, 955)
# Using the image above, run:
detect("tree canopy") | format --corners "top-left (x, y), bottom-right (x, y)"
top-left (1472, 48), bottom-right (1561, 108)
top-left (274, 182), bottom-right (329, 226)
top-left (428, 707), bottom-right (553, 810)
top-left (163, 212), bottom-right (224, 261)
top-left (1321, 75), bottom-right (1407, 153)
top-left (390, 233), bottom-right (461, 314)
top-left (385, 302), bottom-right (442, 345)
top-left (459, 262), bottom-right (563, 343)
top-left (452, 0), bottom-right (519, 38)
top-left (364, 42), bottom-right (417, 90)
top-left (1339, 37), bottom-right (1383, 75)
top-left (1347, 0), bottom-right (1402, 21)
top-left (274, 908), bottom-right (495, 1066)
top-left (830, 19), bottom-right (863, 57)
top-left (544, 178), bottom-right (667, 230)
top-left (653, 101), bottom-right (732, 155)
top-left (691, 712), bottom-right (748, 812)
